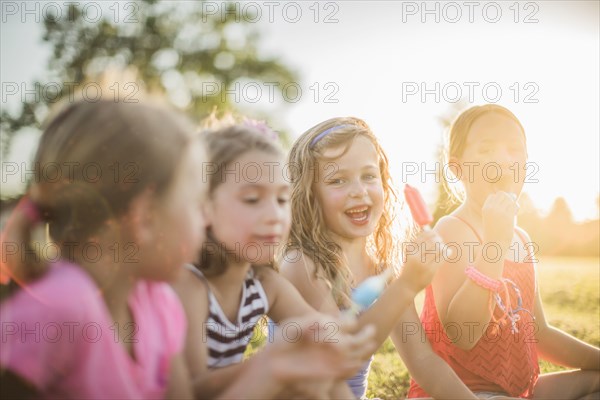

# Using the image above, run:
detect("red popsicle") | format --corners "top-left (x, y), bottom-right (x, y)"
top-left (404, 184), bottom-right (433, 227)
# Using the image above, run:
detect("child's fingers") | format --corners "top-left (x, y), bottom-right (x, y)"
top-left (486, 191), bottom-right (518, 211)
top-left (415, 229), bottom-right (438, 241)
top-left (292, 316), bottom-right (375, 376)
top-left (334, 325), bottom-right (377, 365)
top-left (483, 192), bottom-right (519, 228)
top-left (347, 324), bottom-right (376, 355)
top-left (336, 313), bottom-right (360, 334)
top-left (415, 230), bottom-right (445, 251)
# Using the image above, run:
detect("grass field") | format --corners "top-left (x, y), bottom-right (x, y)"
top-left (246, 256), bottom-right (599, 399)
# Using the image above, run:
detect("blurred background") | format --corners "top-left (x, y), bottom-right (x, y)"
top-left (1, 1), bottom-right (598, 398)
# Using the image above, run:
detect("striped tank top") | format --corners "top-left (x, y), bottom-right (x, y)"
top-left (185, 265), bottom-right (270, 368)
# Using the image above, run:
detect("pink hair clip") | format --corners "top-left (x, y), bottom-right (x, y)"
top-left (242, 118), bottom-right (278, 141)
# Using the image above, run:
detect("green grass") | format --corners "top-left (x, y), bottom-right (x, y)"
top-left (247, 256), bottom-right (600, 399)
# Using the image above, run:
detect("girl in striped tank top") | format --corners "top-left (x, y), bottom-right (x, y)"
top-left (409, 104), bottom-right (599, 398)
top-left (171, 119), bottom-right (377, 399)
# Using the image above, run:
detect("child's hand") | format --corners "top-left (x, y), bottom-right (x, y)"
top-left (268, 315), bottom-right (376, 384)
top-left (482, 191), bottom-right (518, 252)
top-left (403, 229), bottom-right (445, 295)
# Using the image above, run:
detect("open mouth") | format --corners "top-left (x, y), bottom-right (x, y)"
top-left (345, 206), bottom-right (370, 224)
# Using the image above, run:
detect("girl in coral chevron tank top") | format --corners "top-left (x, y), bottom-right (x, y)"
top-left (409, 218), bottom-right (539, 397)
top-left (409, 105), bottom-right (599, 399)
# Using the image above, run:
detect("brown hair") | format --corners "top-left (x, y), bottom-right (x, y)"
top-left (2, 99), bottom-right (197, 285)
top-left (286, 117), bottom-right (403, 307)
top-left (197, 121), bottom-right (285, 276)
top-left (443, 104), bottom-right (526, 204)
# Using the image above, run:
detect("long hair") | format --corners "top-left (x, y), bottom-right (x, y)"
top-left (286, 117), bottom-right (405, 307)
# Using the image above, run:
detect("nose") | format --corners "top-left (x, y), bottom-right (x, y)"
top-left (264, 197), bottom-right (287, 224)
top-left (492, 147), bottom-right (515, 170)
top-left (349, 179), bottom-right (368, 198)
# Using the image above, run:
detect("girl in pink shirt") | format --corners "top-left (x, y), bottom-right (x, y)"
top-left (0, 100), bottom-right (207, 399)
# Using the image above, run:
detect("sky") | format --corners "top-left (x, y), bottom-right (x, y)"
top-left (1, 1), bottom-right (599, 221)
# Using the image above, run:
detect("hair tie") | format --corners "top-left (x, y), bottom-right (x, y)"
top-left (309, 124), bottom-right (351, 148)
top-left (18, 196), bottom-right (41, 225)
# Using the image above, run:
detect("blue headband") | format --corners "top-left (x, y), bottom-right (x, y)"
top-left (309, 124), bottom-right (351, 148)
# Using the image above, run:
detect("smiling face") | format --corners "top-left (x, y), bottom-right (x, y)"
top-left (313, 135), bottom-right (384, 242)
top-left (205, 150), bottom-right (291, 265)
top-left (453, 111), bottom-right (528, 207)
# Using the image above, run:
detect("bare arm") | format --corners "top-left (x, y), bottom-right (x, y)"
top-left (216, 316), bottom-right (375, 400)
top-left (330, 381), bottom-right (357, 399)
top-left (171, 268), bottom-right (246, 400)
top-left (433, 215), bottom-right (508, 350)
top-left (278, 250), bottom-right (342, 317)
top-left (166, 353), bottom-right (194, 400)
top-left (280, 247), bottom-right (410, 349)
top-left (390, 303), bottom-right (478, 399)
top-left (281, 230), bottom-right (443, 350)
top-left (257, 266), bottom-right (357, 398)
top-left (255, 265), bottom-right (320, 322)
top-left (215, 349), bottom-right (283, 400)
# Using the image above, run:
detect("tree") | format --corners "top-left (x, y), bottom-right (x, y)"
top-left (1, 0), bottom-right (297, 159)
top-left (547, 197), bottom-right (574, 227)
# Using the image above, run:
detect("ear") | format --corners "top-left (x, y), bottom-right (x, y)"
top-left (124, 187), bottom-right (158, 245)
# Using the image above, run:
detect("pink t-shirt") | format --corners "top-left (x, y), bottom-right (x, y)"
top-left (0, 261), bottom-right (186, 399)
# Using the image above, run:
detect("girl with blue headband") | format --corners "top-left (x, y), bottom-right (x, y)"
top-left (282, 117), bottom-right (482, 398)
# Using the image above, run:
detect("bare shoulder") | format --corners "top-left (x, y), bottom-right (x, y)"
top-left (433, 215), bottom-right (478, 268)
top-left (278, 249), bottom-right (338, 314)
top-left (171, 266), bottom-right (206, 297)
top-left (253, 265), bottom-right (282, 289)
top-left (253, 264), bottom-right (278, 278)
top-left (430, 216), bottom-right (474, 314)
top-left (170, 266), bottom-right (209, 319)
top-left (279, 248), bottom-right (318, 285)
top-left (434, 214), bottom-right (477, 245)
